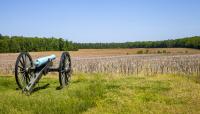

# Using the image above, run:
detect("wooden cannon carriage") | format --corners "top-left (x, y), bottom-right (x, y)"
top-left (15, 52), bottom-right (72, 94)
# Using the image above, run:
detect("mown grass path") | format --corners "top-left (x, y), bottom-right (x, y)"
top-left (0, 74), bottom-right (200, 114)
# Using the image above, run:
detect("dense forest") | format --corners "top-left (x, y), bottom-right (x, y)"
top-left (0, 34), bottom-right (199, 53)
top-left (0, 34), bottom-right (78, 53)
top-left (75, 36), bottom-right (200, 49)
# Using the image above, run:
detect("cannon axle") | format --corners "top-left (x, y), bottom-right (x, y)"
top-left (15, 52), bottom-right (72, 94)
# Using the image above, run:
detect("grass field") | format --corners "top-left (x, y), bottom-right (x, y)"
top-left (1, 73), bottom-right (200, 114)
top-left (0, 48), bottom-right (200, 113)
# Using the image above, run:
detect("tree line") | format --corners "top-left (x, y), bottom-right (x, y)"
top-left (74, 36), bottom-right (200, 49)
top-left (0, 35), bottom-right (199, 53)
top-left (0, 35), bottom-right (78, 53)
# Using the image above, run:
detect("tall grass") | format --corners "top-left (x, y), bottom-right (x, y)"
top-left (1, 54), bottom-right (200, 76)
top-left (73, 54), bottom-right (200, 76)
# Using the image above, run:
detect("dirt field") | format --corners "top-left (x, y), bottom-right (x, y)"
top-left (1, 48), bottom-right (200, 60)
top-left (72, 48), bottom-right (200, 57)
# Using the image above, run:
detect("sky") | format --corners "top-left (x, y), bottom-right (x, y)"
top-left (0, 0), bottom-right (200, 43)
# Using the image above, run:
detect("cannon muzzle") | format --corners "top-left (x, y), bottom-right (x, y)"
top-left (34, 54), bottom-right (56, 67)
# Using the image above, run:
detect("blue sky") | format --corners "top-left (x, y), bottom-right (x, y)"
top-left (0, 0), bottom-right (200, 42)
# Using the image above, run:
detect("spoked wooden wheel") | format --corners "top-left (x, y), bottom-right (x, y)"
top-left (15, 52), bottom-right (34, 89)
top-left (59, 52), bottom-right (72, 87)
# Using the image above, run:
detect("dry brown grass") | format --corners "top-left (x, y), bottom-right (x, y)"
top-left (73, 54), bottom-right (200, 76)
top-left (0, 48), bottom-right (200, 75)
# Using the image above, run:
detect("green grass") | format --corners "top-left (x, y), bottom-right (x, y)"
top-left (0, 73), bottom-right (200, 114)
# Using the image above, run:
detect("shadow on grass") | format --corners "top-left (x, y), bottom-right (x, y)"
top-left (31, 83), bottom-right (50, 94)
top-left (135, 80), bottom-right (171, 93)
top-left (16, 83), bottom-right (51, 95)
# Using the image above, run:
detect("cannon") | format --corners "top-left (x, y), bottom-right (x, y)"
top-left (15, 52), bottom-right (72, 94)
